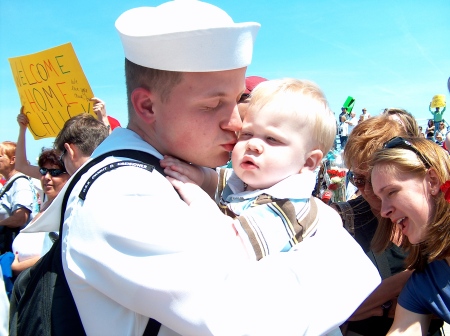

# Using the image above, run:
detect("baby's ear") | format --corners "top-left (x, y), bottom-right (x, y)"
top-left (301, 149), bottom-right (323, 173)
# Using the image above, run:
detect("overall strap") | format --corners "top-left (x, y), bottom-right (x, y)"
top-left (237, 195), bottom-right (319, 260)
top-left (58, 149), bottom-right (163, 335)
top-left (59, 150), bottom-right (163, 234)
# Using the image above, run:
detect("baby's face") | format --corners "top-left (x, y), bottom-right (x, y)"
top-left (231, 104), bottom-right (312, 190)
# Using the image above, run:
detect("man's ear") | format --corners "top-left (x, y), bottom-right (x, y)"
top-left (300, 149), bottom-right (323, 173)
top-left (65, 143), bottom-right (77, 161)
top-left (131, 87), bottom-right (156, 124)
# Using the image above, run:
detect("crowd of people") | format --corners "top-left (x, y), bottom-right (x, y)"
top-left (1, 1), bottom-right (449, 335)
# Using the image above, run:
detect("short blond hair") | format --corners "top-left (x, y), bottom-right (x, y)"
top-left (0, 141), bottom-right (17, 159)
top-left (248, 78), bottom-right (336, 154)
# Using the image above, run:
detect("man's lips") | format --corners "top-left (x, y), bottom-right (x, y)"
top-left (221, 143), bottom-right (236, 152)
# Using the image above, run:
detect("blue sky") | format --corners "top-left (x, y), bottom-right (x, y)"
top-left (1, 0), bottom-right (449, 161)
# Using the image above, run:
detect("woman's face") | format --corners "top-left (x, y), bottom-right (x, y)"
top-left (40, 162), bottom-right (69, 201)
top-left (351, 163), bottom-right (381, 213)
top-left (371, 164), bottom-right (435, 244)
top-left (0, 148), bottom-right (11, 176)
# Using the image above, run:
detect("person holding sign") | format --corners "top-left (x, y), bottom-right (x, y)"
top-left (91, 97), bottom-right (122, 134)
top-left (16, 108), bottom-right (109, 177)
top-left (429, 95), bottom-right (446, 140)
top-left (22, 1), bottom-right (380, 335)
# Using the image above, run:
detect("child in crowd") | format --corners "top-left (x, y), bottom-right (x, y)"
top-left (162, 78), bottom-right (338, 259)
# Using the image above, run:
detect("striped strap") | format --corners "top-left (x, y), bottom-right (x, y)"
top-left (237, 196), bottom-right (319, 260)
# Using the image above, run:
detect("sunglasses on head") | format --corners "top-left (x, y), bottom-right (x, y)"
top-left (39, 168), bottom-right (67, 177)
top-left (383, 137), bottom-right (430, 168)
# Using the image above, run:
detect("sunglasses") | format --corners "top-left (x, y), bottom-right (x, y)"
top-left (383, 137), bottom-right (430, 168)
top-left (39, 168), bottom-right (67, 177)
top-left (349, 172), bottom-right (369, 188)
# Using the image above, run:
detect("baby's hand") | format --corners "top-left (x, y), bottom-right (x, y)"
top-left (161, 155), bottom-right (205, 186)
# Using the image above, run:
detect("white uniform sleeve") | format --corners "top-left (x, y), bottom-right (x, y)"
top-left (63, 165), bottom-right (380, 335)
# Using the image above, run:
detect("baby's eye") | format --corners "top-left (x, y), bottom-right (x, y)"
top-left (266, 136), bottom-right (279, 143)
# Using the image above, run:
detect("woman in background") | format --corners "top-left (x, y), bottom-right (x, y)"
top-left (10, 149), bottom-right (69, 275)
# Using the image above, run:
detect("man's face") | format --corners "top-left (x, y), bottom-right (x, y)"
top-left (151, 68), bottom-right (246, 168)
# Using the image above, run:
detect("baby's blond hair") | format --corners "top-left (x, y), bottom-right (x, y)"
top-left (249, 78), bottom-right (336, 154)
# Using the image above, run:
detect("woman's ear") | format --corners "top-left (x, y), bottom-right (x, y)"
top-left (427, 167), bottom-right (441, 195)
top-left (131, 87), bottom-right (156, 124)
top-left (300, 149), bottom-right (323, 173)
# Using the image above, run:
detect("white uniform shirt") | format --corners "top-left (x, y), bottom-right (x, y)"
top-left (24, 128), bottom-right (381, 336)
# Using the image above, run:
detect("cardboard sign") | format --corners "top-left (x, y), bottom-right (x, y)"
top-left (342, 96), bottom-right (355, 113)
top-left (431, 94), bottom-right (446, 109)
top-left (9, 43), bottom-right (96, 139)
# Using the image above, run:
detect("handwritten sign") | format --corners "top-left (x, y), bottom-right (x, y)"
top-left (431, 94), bottom-right (446, 109)
top-left (9, 43), bottom-right (96, 139)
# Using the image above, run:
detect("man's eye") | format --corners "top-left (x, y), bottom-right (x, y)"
top-left (239, 132), bottom-right (252, 139)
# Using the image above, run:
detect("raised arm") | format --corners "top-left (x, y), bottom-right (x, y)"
top-left (91, 97), bottom-right (112, 134)
top-left (15, 108), bottom-right (40, 179)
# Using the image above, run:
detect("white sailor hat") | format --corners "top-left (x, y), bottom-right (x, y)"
top-left (115, 0), bottom-right (260, 72)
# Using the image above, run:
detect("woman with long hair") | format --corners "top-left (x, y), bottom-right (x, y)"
top-left (371, 137), bottom-right (450, 334)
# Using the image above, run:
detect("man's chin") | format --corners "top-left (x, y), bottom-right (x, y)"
top-left (189, 155), bottom-right (229, 169)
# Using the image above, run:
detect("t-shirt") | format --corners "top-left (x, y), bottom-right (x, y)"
top-left (12, 231), bottom-right (53, 262)
top-left (398, 259), bottom-right (450, 323)
top-left (0, 174), bottom-right (38, 225)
